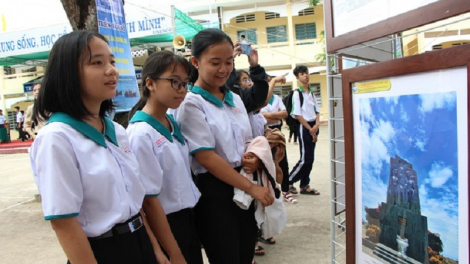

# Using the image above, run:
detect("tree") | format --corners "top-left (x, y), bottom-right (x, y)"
top-left (310, 0), bottom-right (321, 6)
top-left (428, 231), bottom-right (444, 253)
top-left (60, 0), bottom-right (125, 31)
top-left (60, 0), bottom-right (98, 31)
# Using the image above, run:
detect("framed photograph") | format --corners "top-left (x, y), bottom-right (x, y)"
top-left (342, 45), bottom-right (470, 264)
top-left (324, 0), bottom-right (470, 52)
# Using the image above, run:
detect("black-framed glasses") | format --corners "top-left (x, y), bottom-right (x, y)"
top-left (156, 77), bottom-right (190, 90)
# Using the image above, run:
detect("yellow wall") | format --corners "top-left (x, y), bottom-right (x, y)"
top-left (224, 8), bottom-right (324, 69)
top-left (223, 7), bottom-right (328, 121)
top-left (402, 14), bottom-right (470, 56)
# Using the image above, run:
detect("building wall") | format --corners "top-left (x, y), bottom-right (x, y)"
top-left (402, 13), bottom-right (470, 56)
top-left (222, 6), bottom-right (328, 121)
top-left (0, 67), bottom-right (42, 120)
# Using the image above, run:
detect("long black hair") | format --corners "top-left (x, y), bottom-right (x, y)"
top-left (189, 29), bottom-right (234, 85)
top-left (128, 50), bottom-right (191, 120)
top-left (33, 31), bottom-right (113, 123)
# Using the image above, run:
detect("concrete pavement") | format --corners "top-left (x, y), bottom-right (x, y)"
top-left (0, 125), bottom-right (331, 264)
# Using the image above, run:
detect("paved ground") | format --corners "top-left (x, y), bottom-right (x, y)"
top-left (0, 125), bottom-right (331, 264)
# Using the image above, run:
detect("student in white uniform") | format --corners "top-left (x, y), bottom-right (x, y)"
top-left (30, 31), bottom-right (160, 264)
top-left (288, 65), bottom-right (321, 196)
top-left (260, 77), bottom-right (298, 204)
top-left (127, 50), bottom-right (202, 264)
top-left (175, 29), bottom-right (274, 264)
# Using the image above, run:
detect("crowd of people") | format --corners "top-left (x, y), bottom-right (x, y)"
top-left (29, 28), bottom-right (322, 264)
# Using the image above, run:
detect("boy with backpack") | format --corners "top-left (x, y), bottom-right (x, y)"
top-left (285, 65), bottom-right (321, 195)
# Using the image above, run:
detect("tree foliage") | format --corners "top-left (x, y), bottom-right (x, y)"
top-left (428, 231), bottom-right (444, 253)
top-left (365, 224), bottom-right (380, 243)
top-left (310, 0), bottom-right (321, 6)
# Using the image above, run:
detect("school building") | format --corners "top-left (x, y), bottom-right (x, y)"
top-left (2, 2), bottom-right (469, 124)
top-left (183, 0), bottom-right (328, 122)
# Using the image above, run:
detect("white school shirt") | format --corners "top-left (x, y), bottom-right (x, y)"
top-left (174, 85), bottom-right (252, 175)
top-left (16, 112), bottom-right (23, 123)
top-left (248, 112), bottom-right (266, 138)
top-left (0, 114), bottom-right (5, 125)
top-left (291, 86), bottom-right (320, 122)
top-left (127, 111), bottom-right (201, 215)
top-left (260, 95), bottom-right (286, 126)
top-left (30, 112), bottom-right (145, 237)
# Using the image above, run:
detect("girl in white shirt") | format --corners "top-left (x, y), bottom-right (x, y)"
top-left (127, 51), bottom-right (202, 264)
top-left (175, 28), bottom-right (274, 264)
top-left (30, 31), bottom-right (162, 264)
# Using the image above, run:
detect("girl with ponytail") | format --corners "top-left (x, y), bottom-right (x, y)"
top-left (127, 50), bottom-right (202, 264)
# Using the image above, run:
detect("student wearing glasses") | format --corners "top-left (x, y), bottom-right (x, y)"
top-left (127, 50), bottom-right (202, 264)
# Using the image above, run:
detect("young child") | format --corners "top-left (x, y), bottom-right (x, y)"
top-left (127, 50), bottom-right (202, 264)
top-left (30, 31), bottom-right (160, 264)
top-left (175, 28), bottom-right (274, 264)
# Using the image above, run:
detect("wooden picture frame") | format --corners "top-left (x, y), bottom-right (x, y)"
top-left (324, 0), bottom-right (470, 53)
top-left (342, 44), bottom-right (470, 264)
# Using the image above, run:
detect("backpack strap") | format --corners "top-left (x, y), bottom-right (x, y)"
top-left (295, 89), bottom-right (304, 107)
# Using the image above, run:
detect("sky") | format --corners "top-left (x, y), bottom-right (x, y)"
top-left (359, 91), bottom-right (459, 260)
top-left (0, 0), bottom-right (196, 33)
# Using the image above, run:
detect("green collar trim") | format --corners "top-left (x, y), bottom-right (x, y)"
top-left (46, 112), bottom-right (118, 148)
top-left (298, 85), bottom-right (313, 93)
top-left (268, 95), bottom-right (274, 105)
top-left (129, 111), bottom-right (185, 145)
top-left (191, 85), bottom-right (235, 108)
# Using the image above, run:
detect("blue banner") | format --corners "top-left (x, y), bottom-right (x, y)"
top-left (96, 0), bottom-right (139, 113)
top-left (23, 83), bottom-right (34, 93)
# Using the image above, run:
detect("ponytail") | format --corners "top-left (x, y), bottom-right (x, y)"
top-left (188, 63), bottom-right (199, 84)
top-left (127, 96), bottom-right (147, 121)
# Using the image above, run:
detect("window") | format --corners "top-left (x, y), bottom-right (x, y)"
top-left (267, 26), bottom-right (288, 43)
top-left (298, 7), bottom-right (315, 16)
top-left (3, 66), bottom-right (15, 75)
top-left (265, 12), bottom-right (280, 20)
top-left (274, 85), bottom-right (293, 98)
top-left (235, 14), bottom-right (255, 23)
top-left (22, 67), bottom-right (37, 73)
top-left (295, 23), bottom-right (317, 40)
top-left (237, 29), bottom-right (258, 44)
top-left (309, 83), bottom-right (322, 107)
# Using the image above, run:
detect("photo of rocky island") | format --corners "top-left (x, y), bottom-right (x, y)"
top-left (358, 92), bottom-right (460, 264)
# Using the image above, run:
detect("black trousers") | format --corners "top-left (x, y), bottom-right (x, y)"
top-left (17, 123), bottom-right (27, 141)
top-left (195, 169), bottom-right (257, 264)
top-left (165, 208), bottom-right (203, 264)
top-left (67, 221), bottom-right (157, 264)
top-left (289, 121), bottom-right (319, 188)
top-left (288, 124), bottom-right (298, 143)
top-left (269, 124), bottom-right (290, 193)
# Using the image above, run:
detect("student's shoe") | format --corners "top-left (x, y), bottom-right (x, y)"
top-left (288, 186), bottom-right (298, 194)
top-left (283, 192), bottom-right (298, 204)
top-left (300, 185), bottom-right (320, 195)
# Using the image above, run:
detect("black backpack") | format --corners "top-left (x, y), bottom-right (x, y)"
top-left (282, 89), bottom-right (303, 127)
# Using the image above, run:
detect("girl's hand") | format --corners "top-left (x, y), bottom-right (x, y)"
top-left (233, 41), bottom-right (242, 57)
top-left (247, 48), bottom-right (259, 68)
top-left (242, 152), bottom-right (262, 174)
top-left (247, 185), bottom-right (274, 207)
top-left (170, 254), bottom-right (187, 264)
top-left (273, 73), bottom-right (288, 84)
top-left (155, 250), bottom-right (170, 264)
